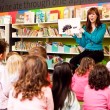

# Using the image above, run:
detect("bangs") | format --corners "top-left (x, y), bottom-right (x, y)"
top-left (88, 10), bottom-right (95, 15)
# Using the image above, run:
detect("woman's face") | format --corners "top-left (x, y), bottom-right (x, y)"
top-left (88, 12), bottom-right (97, 23)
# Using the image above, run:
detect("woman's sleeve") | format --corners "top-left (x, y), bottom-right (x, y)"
top-left (83, 24), bottom-right (106, 44)
top-left (72, 34), bottom-right (86, 48)
top-left (46, 87), bottom-right (54, 110)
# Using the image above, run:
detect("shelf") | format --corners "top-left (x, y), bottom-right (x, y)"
top-left (0, 24), bottom-right (5, 26)
top-left (12, 36), bottom-right (73, 38)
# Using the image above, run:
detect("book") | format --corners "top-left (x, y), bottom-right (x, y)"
top-left (58, 18), bottom-right (81, 35)
top-left (36, 11), bottom-right (45, 23)
top-left (24, 11), bottom-right (35, 23)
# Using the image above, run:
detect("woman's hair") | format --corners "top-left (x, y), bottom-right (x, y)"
top-left (28, 46), bottom-right (47, 59)
top-left (0, 40), bottom-right (8, 54)
top-left (75, 57), bottom-right (95, 76)
top-left (52, 62), bottom-right (73, 110)
top-left (6, 51), bottom-right (19, 60)
top-left (89, 64), bottom-right (110, 90)
top-left (86, 7), bottom-right (102, 32)
top-left (14, 55), bottom-right (50, 101)
top-left (6, 54), bottom-right (23, 75)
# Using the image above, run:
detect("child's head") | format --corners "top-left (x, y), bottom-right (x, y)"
top-left (89, 64), bottom-right (110, 90)
top-left (28, 46), bottom-right (47, 59)
top-left (75, 57), bottom-right (95, 76)
top-left (6, 54), bottom-right (23, 75)
top-left (0, 40), bottom-right (8, 60)
top-left (53, 62), bottom-right (72, 88)
top-left (106, 61), bottom-right (110, 72)
top-left (14, 55), bottom-right (49, 101)
top-left (6, 51), bottom-right (19, 60)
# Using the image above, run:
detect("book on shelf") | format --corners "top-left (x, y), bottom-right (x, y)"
top-left (0, 28), bottom-right (5, 38)
top-left (102, 4), bottom-right (110, 19)
top-left (24, 11), bottom-right (35, 23)
top-left (104, 45), bottom-right (109, 55)
top-left (16, 13), bottom-right (24, 23)
top-left (36, 11), bottom-right (45, 23)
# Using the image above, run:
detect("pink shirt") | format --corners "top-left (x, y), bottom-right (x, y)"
top-left (8, 87), bottom-right (54, 110)
top-left (71, 71), bottom-right (89, 101)
top-left (83, 85), bottom-right (110, 110)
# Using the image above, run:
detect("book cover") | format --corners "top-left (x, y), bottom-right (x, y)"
top-left (58, 18), bottom-right (81, 35)
top-left (24, 11), bottom-right (35, 23)
top-left (36, 11), bottom-right (45, 23)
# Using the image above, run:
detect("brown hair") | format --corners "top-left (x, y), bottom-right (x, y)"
top-left (89, 64), bottom-right (110, 90)
top-left (75, 57), bottom-right (95, 76)
top-left (0, 40), bottom-right (8, 54)
top-left (14, 55), bottom-right (50, 101)
top-left (86, 7), bottom-right (102, 32)
top-left (28, 46), bottom-right (47, 59)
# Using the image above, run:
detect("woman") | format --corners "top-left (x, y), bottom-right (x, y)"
top-left (69, 7), bottom-right (106, 71)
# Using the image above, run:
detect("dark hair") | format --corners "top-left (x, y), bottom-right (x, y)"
top-left (89, 64), bottom-right (110, 90)
top-left (28, 46), bottom-right (47, 59)
top-left (52, 62), bottom-right (73, 110)
top-left (75, 57), bottom-right (95, 76)
top-left (14, 55), bottom-right (50, 101)
top-left (0, 40), bottom-right (8, 54)
top-left (63, 24), bottom-right (72, 32)
top-left (86, 7), bottom-right (102, 32)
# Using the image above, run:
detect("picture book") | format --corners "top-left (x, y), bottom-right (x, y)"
top-left (58, 18), bottom-right (81, 35)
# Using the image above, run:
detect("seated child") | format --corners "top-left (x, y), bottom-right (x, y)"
top-left (71, 57), bottom-right (95, 101)
top-left (83, 64), bottom-right (110, 110)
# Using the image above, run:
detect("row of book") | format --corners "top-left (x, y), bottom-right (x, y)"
top-left (13, 27), bottom-right (60, 37)
top-left (15, 4), bottom-right (110, 24)
top-left (13, 40), bottom-right (110, 55)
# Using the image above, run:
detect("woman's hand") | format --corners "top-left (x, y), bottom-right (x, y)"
top-left (79, 28), bottom-right (85, 34)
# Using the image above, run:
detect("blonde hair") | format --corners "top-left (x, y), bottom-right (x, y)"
top-left (6, 51), bottom-right (19, 60)
top-left (6, 54), bottom-right (23, 75)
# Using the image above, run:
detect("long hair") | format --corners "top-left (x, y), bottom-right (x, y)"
top-left (14, 55), bottom-right (50, 101)
top-left (86, 7), bottom-right (102, 32)
top-left (75, 57), bottom-right (95, 76)
top-left (89, 64), bottom-right (110, 90)
top-left (52, 62), bottom-right (73, 110)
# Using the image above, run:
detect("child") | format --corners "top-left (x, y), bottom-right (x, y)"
top-left (0, 40), bottom-right (8, 110)
top-left (28, 46), bottom-right (51, 86)
top-left (0, 54), bottom-right (23, 110)
top-left (8, 55), bottom-right (54, 110)
top-left (52, 62), bottom-right (80, 110)
top-left (71, 57), bottom-right (95, 101)
top-left (83, 64), bottom-right (110, 110)
top-left (0, 40), bottom-right (8, 78)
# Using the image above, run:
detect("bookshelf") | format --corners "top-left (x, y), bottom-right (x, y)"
top-left (11, 18), bottom-right (110, 69)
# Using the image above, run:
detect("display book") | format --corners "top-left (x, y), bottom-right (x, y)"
top-left (11, 18), bottom-right (110, 70)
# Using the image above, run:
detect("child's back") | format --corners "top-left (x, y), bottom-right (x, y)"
top-left (71, 57), bottom-right (95, 101)
top-left (83, 64), bottom-right (110, 110)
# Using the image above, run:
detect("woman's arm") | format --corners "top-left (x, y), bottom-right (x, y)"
top-left (72, 34), bottom-right (86, 48)
top-left (83, 24), bottom-right (106, 44)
